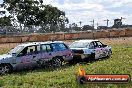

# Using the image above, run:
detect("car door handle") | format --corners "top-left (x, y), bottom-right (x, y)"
top-left (33, 56), bottom-right (36, 58)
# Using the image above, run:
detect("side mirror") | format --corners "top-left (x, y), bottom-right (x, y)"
top-left (12, 53), bottom-right (17, 57)
top-left (17, 53), bottom-right (24, 57)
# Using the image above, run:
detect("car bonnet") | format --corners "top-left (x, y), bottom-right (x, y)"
top-left (0, 54), bottom-right (12, 60)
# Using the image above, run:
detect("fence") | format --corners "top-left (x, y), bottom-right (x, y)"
top-left (0, 28), bottom-right (132, 43)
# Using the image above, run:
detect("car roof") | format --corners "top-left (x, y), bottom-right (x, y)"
top-left (18, 41), bottom-right (64, 47)
top-left (74, 39), bottom-right (99, 43)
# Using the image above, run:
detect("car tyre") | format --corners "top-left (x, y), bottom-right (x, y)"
top-left (107, 50), bottom-right (112, 58)
top-left (0, 64), bottom-right (12, 75)
top-left (52, 58), bottom-right (62, 67)
top-left (90, 53), bottom-right (95, 61)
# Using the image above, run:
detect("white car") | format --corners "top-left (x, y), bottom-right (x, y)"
top-left (69, 40), bottom-right (112, 61)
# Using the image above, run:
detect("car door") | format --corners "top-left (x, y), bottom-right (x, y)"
top-left (89, 42), bottom-right (98, 59)
top-left (58, 43), bottom-right (72, 61)
top-left (51, 43), bottom-right (61, 57)
top-left (15, 46), bottom-right (33, 70)
top-left (29, 45), bottom-right (41, 67)
top-left (95, 41), bottom-right (106, 58)
top-left (40, 44), bottom-right (53, 64)
top-left (15, 45), bottom-right (40, 70)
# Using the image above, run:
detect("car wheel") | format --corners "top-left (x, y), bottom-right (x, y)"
top-left (37, 59), bottom-right (44, 67)
top-left (0, 65), bottom-right (12, 75)
top-left (107, 50), bottom-right (112, 58)
top-left (90, 53), bottom-right (95, 61)
top-left (52, 58), bottom-right (62, 67)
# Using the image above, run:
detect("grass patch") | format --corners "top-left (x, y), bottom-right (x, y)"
top-left (0, 44), bottom-right (132, 87)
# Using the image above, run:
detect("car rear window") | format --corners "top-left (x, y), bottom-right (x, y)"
top-left (58, 43), bottom-right (68, 50)
top-left (51, 43), bottom-right (68, 51)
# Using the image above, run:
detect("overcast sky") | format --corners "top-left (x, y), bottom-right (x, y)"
top-left (0, 0), bottom-right (132, 27)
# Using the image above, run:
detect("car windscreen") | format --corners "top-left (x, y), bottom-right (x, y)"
top-left (69, 42), bottom-right (89, 48)
top-left (8, 46), bottom-right (24, 55)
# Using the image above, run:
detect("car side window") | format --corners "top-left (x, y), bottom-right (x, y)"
top-left (18, 45), bottom-right (38, 56)
top-left (41, 44), bottom-right (52, 52)
top-left (41, 45), bottom-right (47, 52)
top-left (89, 42), bottom-right (95, 49)
top-left (18, 47), bottom-right (28, 56)
top-left (37, 45), bottom-right (41, 52)
top-left (96, 41), bottom-right (103, 47)
top-left (46, 45), bottom-right (52, 52)
top-left (27, 46), bottom-right (36, 53)
top-left (51, 43), bottom-right (67, 51)
top-left (51, 43), bottom-right (60, 51)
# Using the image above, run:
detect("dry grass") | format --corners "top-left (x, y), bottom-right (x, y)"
top-left (0, 37), bottom-right (132, 54)
top-left (64, 37), bottom-right (132, 46)
top-left (99, 37), bottom-right (132, 46)
top-left (0, 43), bottom-right (20, 54)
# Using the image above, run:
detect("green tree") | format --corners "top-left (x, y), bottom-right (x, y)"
top-left (38, 5), bottom-right (69, 32)
top-left (70, 23), bottom-right (82, 32)
top-left (0, 16), bottom-right (12, 27)
top-left (2, 0), bottom-right (69, 33)
top-left (82, 25), bottom-right (94, 31)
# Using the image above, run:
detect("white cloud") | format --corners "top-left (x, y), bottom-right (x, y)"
top-left (0, 0), bottom-right (2, 3)
top-left (42, 0), bottom-right (132, 27)
top-left (1, 0), bottom-right (132, 27)
top-left (0, 7), bottom-right (10, 17)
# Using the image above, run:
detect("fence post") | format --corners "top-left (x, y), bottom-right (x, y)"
top-left (125, 28), bottom-right (126, 37)
top-left (93, 30), bottom-right (95, 39)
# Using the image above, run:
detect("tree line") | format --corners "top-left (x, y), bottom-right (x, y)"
top-left (0, 0), bottom-right (69, 33)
